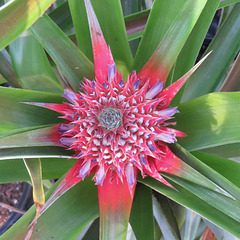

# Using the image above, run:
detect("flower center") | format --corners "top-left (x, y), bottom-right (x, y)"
top-left (99, 108), bottom-right (122, 130)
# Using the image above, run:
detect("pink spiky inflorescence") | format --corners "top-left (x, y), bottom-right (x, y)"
top-left (50, 63), bottom-right (185, 193)
top-left (23, 0), bottom-right (209, 196)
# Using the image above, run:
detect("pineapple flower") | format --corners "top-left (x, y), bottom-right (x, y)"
top-left (24, 0), bottom-right (208, 237)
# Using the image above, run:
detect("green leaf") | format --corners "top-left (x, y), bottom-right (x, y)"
top-left (122, 0), bottom-right (240, 43)
top-left (219, 0), bottom-right (240, 8)
top-left (133, 0), bottom-right (208, 79)
top-left (23, 158), bottom-right (45, 240)
top-left (0, 0), bottom-right (56, 51)
top-left (68, 0), bottom-right (93, 61)
top-left (0, 125), bottom-right (60, 149)
top-left (140, 177), bottom-right (240, 238)
top-left (82, 219), bottom-right (99, 240)
top-left (69, 0), bottom-right (133, 74)
top-left (170, 0), bottom-right (220, 104)
top-left (0, 87), bottom-right (63, 132)
top-left (166, 175), bottom-right (240, 222)
top-left (130, 183), bottom-right (154, 240)
top-left (181, 3), bottom-right (240, 101)
top-left (180, 209), bottom-right (201, 240)
top-left (9, 30), bottom-right (63, 93)
top-left (140, 144), bottom-right (240, 237)
top-left (133, 0), bottom-right (184, 72)
top-left (192, 151), bottom-right (240, 188)
top-left (176, 92), bottom-right (240, 151)
top-left (49, 1), bottom-right (73, 33)
top-left (0, 176), bottom-right (99, 240)
top-left (200, 143), bottom-right (240, 159)
top-left (30, 14), bottom-right (94, 92)
top-left (0, 158), bottom-right (76, 184)
top-left (220, 53), bottom-right (240, 91)
top-left (23, 158), bottom-right (45, 206)
top-left (0, 49), bottom-right (22, 88)
top-left (170, 144), bottom-right (240, 201)
top-left (153, 195), bottom-right (181, 240)
top-left (0, 147), bottom-right (72, 161)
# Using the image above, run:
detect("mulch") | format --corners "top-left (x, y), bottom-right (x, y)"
top-left (0, 182), bottom-right (24, 228)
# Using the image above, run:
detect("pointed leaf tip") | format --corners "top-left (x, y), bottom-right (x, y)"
top-left (157, 52), bottom-right (212, 108)
top-left (39, 159), bottom-right (83, 216)
top-left (84, 0), bottom-right (114, 82)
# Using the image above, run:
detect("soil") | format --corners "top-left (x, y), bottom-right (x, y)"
top-left (0, 182), bottom-right (25, 228)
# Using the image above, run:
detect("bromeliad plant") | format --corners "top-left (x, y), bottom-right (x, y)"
top-left (0, 0), bottom-right (240, 239)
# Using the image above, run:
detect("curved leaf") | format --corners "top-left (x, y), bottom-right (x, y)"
top-left (0, 176), bottom-right (99, 240)
top-left (9, 30), bottom-right (63, 93)
top-left (140, 177), bottom-right (240, 238)
top-left (170, 0), bottom-right (220, 104)
top-left (182, 3), bottom-right (240, 101)
top-left (30, 14), bottom-right (94, 91)
top-left (0, 87), bottom-right (63, 132)
top-left (0, 0), bottom-right (56, 50)
top-left (125, 9), bottom-right (149, 41)
top-left (176, 92), bottom-right (240, 151)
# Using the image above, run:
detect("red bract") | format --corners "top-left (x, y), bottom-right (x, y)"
top-left (24, 0), bottom-right (209, 238)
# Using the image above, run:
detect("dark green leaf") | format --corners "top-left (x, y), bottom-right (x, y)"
top-left (200, 143), bottom-right (240, 159)
top-left (0, 49), bottom-right (21, 88)
top-left (181, 3), bottom-right (240, 101)
top-left (192, 151), bottom-right (240, 188)
top-left (130, 183), bottom-right (154, 240)
top-left (30, 14), bottom-right (94, 92)
top-left (49, 1), bottom-right (73, 33)
top-left (170, 0), bottom-right (220, 104)
top-left (69, 0), bottom-right (133, 75)
top-left (170, 144), bottom-right (240, 201)
top-left (0, 176), bottom-right (99, 240)
top-left (140, 177), bottom-right (240, 238)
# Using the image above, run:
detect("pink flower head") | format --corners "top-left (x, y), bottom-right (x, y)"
top-left (24, 0), bottom-right (208, 220)
top-left (50, 61), bottom-right (185, 193)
